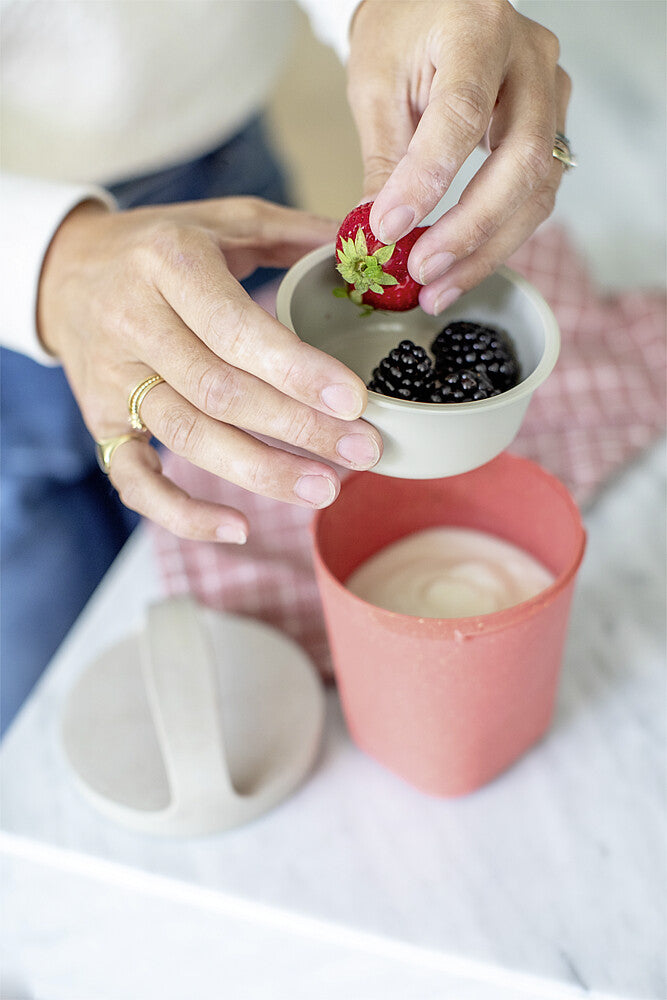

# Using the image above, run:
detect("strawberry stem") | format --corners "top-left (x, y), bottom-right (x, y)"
top-left (335, 228), bottom-right (399, 299)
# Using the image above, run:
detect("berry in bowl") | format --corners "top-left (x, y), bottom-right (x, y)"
top-left (368, 320), bottom-right (521, 403)
top-left (276, 218), bottom-right (560, 479)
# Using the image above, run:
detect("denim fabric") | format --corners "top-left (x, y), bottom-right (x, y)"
top-left (0, 115), bottom-right (290, 734)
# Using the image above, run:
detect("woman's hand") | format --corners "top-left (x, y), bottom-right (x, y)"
top-left (347, 0), bottom-right (572, 314)
top-left (38, 196), bottom-right (382, 542)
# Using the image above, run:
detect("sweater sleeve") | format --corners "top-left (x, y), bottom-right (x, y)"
top-left (0, 173), bottom-right (117, 365)
top-left (298, 0), bottom-right (363, 62)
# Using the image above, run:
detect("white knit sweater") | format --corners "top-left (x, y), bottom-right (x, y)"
top-left (0, 0), bottom-right (360, 363)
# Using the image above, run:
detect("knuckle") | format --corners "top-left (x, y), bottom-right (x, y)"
top-left (465, 212), bottom-right (498, 253)
top-left (442, 83), bottom-right (492, 142)
top-left (135, 219), bottom-right (182, 270)
top-left (225, 196), bottom-right (265, 239)
top-left (536, 24), bottom-right (560, 62)
top-left (516, 136), bottom-right (554, 190)
top-left (160, 403), bottom-right (202, 455)
top-left (160, 496), bottom-right (193, 538)
top-left (273, 346), bottom-right (315, 401)
top-left (235, 194), bottom-right (263, 218)
top-left (241, 453), bottom-right (273, 497)
top-left (242, 195), bottom-right (265, 225)
top-left (533, 181), bottom-right (558, 221)
top-left (139, 220), bottom-right (209, 279)
top-left (115, 474), bottom-right (144, 516)
top-left (209, 295), bottom-right (252, 357)
top-left (285, 406), bottom-right (321, 451)
top-left (347, 75), bottom-right (388, 116)
top-left (190, 361), bottom-right (235, 418)
top-left (95, 300), bottom-right (140, 347)
top-left (275, 352), bottom-right (303, 394)
top-left (410, 159), bottom-right (454, 203)
top-left (480, 0), bottom-right (514, 34)
top-left (363, 151), bottom-right (401, 186)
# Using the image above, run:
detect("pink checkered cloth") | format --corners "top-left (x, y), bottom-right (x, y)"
top-left (151, 223), bottom-right (666, 680)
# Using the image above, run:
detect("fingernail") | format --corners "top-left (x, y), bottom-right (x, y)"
top-left (294, 475), bottom-right (336, 507)
top-left (433, 286), bottom-right (463, 316)
top-left (378, 204), bottom-right (415, 244)
top-left (419, 252), bottom-right (456, 286)
top-left (336, 433), bottom-right (380, 470)
top-left (321, 383), bottom-right (363, 419)
top-left (216, 524), bottom-right (247, 544)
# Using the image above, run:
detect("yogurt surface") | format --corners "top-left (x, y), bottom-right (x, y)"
top-left (345, 527), bottom-right (555, 619)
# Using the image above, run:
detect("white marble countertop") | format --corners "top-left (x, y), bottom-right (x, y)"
top-left (1, 439), bottom-right (665, 1000)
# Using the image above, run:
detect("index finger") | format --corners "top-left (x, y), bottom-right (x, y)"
top-left (369, 56), bottom-right (506, 245)
top-left (155, 232), bottom-right (368, 422)
top-left (408, 61), bottom-right (559, 286)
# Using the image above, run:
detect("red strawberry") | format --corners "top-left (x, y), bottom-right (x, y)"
top-left (334, 202), bottom-right (427, 313)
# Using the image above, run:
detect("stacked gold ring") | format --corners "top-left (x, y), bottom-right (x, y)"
top-left (95, 372), bottom-right (165, 475)
top-left (95, 433), bottom-right (145, 474)
top-left (552, 132), bottom-right (577, 171)
top-left (128, 373), bottom-right (165, 432)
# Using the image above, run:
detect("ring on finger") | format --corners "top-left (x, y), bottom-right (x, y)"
top-left (128, 373), bottom-right (165, 431)
top-left (552, 132), bottom-right (577, 171)
top-left (95, 432), bottom-right (146, 475)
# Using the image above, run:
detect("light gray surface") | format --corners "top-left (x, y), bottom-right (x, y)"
top-left (1, 438), bottom-right (665, 1000)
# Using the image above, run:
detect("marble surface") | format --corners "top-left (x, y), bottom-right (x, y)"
top-left (1, 438), bottom-right (665, 1000)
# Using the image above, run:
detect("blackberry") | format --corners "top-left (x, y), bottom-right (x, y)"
top-left (368, 340), bottom-right (437, 401)
top-left (427, 369), bottom-right (498, 403)
top-left (431, 320), bottom-right (520, 393)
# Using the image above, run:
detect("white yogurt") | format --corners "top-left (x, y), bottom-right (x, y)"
top-left (345, 527), bottom-right (555, 619)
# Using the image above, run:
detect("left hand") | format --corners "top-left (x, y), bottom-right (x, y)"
top-left (37, 197), bottom-right (381, 542)
top-left (346, 0), bottom-right (572, 314)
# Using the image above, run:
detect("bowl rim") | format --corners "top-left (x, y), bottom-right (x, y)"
top-left (275, 242), bottom-right (561, 412)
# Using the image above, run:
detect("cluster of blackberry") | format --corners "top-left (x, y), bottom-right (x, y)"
top-left (367, 321), bottom-right (520, 404)
top-left (367, 341), bottom-right (435, 402)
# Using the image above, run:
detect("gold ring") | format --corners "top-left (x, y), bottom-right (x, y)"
top-left (95, 433), bottom-right (145, 475)
top-left (552, 132), bottom-right (577, 171)
top-left (128, 373), bottom-right (165, 431)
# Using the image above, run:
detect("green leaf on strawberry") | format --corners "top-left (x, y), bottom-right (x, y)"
top-left (333, 202), bottom-right (428, 313)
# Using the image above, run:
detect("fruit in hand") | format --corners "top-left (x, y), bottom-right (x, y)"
top-left (334, 202), bottom-right (427, 313)
top-left (431, 321), bottom-right (520, 393)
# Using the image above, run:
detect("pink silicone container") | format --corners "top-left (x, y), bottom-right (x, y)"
top-left (311, 453), bottom-right (586, 797)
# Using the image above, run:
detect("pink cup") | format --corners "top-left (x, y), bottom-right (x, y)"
top-left (311, 453), bottom-right (586, 797)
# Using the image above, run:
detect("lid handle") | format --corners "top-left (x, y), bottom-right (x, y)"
top-left (140, 596), bottom-right (237, 816)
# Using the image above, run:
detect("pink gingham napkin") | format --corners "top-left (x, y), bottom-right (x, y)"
top-left (151, 224), bottom-right (666, 679)
top-left (506, 225), bottom-right (665, 502)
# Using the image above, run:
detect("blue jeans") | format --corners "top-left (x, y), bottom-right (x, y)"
top-left (0, 116), bottom-right (291, 734)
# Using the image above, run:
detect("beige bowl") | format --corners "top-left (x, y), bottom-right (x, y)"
top-left (276, 243), bottom-right (560, 479)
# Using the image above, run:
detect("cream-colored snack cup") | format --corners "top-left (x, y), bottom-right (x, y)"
top-left (276, 244), bottom-right (560, 478)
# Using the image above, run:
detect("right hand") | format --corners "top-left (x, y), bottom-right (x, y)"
top-left (38, 196), bottom-right (382, 543)
top-left (347, 0), bottom-right (571, 314)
